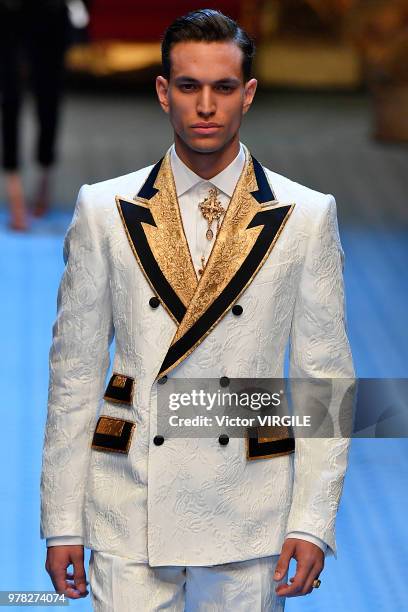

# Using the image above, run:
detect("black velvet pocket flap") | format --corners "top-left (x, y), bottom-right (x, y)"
top-left (91, 416), bottom-right (135, 454)
top-left (103, 373), bottom-right (135, 405)
top-left (246, 426), bottom-right (295, 460)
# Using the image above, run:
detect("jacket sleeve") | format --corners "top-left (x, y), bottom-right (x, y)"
top-left (286, 194), bottom-right (355, 559)
top-left (40, 185), bottom-right (114, 542)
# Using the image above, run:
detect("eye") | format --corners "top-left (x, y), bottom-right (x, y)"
top-left (179, 83), bottom-right (197, 92)
top-left (216, 84), bottom-right (233, 93)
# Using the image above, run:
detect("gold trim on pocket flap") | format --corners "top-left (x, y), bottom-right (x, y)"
top-left (246, 426), bottom-right (295, 460)
top-left (91, 416), bottom-right (135, 454)
top-left (103, 372), bottom-right (135, 405)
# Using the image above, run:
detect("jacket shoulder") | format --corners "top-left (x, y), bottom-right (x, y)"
top-left (68, 165), bottom-right (156, 236)
top-left (82, 164), bottom-right (155, 207)
top-left (262, 166), bottom-right (334, 213)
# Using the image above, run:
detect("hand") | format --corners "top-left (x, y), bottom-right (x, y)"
top-left (273, 538), bottom-right (324, 597)
top-left (45, 545), bottom-right (89, 599)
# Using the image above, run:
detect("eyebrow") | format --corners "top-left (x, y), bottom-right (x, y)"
top-left (174, 76), bottom-right (241, 86)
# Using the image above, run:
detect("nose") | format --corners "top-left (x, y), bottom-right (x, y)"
top-left (196, 85), bottom-right (216, 118)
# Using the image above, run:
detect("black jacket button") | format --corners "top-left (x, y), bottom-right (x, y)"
top-left (158, 375), bottom-right (168, 385)
top-left (232, 304), bottom-right (243, 316)
top-left (218, 434), bottom-right (229, 446)
top-left (153, 435), bottom-right (164, 446)
top-left (149, 296), bottom-right (160, 308)
top-left (220, 376), bottom-right (230, 387)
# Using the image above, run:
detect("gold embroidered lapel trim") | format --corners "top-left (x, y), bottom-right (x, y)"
top-left (158, 146), bottom-right (295, 378)
top-left (116, 153), bottom-right (198, 325)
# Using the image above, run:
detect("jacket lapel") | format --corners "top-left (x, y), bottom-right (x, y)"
top-left (116, 146), bottom-right (295, 379)
top-left (116, 153), bottom-right (198, 325)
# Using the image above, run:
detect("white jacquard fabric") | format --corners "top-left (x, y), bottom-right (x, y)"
top-left (40, 159), bottom-right (354, 566)
top-left (89, 550), bottom-right (287, 612)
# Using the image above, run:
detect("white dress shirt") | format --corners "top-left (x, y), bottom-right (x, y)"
top-left (170, 142), bottom-right (246, 277)
top-left (47, 143), bottom-right (327, 555)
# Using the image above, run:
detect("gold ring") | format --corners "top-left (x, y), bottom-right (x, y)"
top-left (312, 578), bottom-right (321, 589)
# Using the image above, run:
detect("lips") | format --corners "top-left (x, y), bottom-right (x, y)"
top-left (191, 123), bottom-right (221, 128)
top-left (191, 123), bottom-right (222, 135)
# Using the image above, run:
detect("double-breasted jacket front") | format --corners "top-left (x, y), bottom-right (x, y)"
top-left (40, 145), bottom-right (354, 566)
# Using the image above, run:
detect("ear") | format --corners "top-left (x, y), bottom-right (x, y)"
top-left (243, 78), bottom-right (258, 115)
top-left (156, 76), bottom-right (170, 114)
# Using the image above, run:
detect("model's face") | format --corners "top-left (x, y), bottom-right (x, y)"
top-left (156, 41), bottom-right (257, 154)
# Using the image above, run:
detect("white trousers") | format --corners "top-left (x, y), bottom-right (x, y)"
top-left (89, 550), bottom-right (287, 612)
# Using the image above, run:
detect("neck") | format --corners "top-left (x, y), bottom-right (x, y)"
top-left (174, 133), bottom-right (240, 180)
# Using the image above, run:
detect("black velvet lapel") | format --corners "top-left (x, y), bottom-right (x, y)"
top-left (116, 193), bottom-right (187, 324)
top-left (137, 158), bottom-right (162, 200)
top-left (250, 156), bottom-right (277, 204)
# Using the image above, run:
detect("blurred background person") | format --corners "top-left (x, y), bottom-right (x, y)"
top-left (0, 0), bottom-right (70, 230)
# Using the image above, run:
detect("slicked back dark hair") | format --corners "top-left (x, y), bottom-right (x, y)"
top-left (161, 8), bottom-right (255, 82)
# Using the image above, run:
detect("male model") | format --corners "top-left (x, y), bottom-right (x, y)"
top-left (41, 9), bottom-right (354, 611)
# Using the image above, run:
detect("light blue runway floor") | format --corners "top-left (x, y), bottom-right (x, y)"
top-left (0, 212), bottom-right (407, 612)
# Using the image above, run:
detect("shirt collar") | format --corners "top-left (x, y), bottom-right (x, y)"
top-left (170, 142), bottom-right (245, 198)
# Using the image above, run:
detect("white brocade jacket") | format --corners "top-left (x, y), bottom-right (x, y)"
top-left (40, 145), bottom-right (355, 566)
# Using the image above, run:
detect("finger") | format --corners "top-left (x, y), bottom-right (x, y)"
top-left (72, 555), bottom-right (88, 597)
top-left (301, 563), bottom-right (323, 596)
top-left (47, 556), bottom-right (86, 600)
top-left (275, 561), bottom-right (311, 597)
top-left (273, 542), bottom-right (295, 582)
top-left (65, 579), bottom-right (89, 598)
top-left (53, 576), bottom-right (86, 600)
top-left (49, 567), bottom-right (76, 599)
top-left (66, 572), bottom-right (89, 584)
